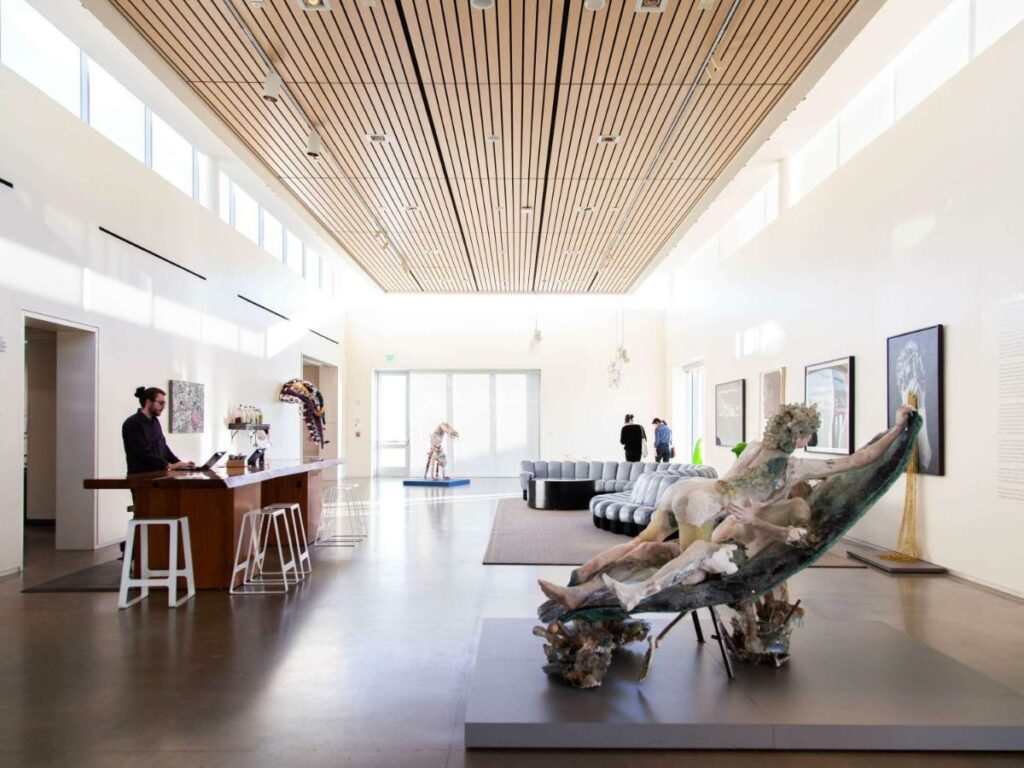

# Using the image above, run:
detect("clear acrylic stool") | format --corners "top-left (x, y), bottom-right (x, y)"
top-left (230, 506), bottom-right (300, 594)
top-left (118, 517), bottom-right (196, 609)
top-left (315, 484), bottom-right (367, 547)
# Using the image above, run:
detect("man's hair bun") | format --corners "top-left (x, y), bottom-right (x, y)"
top-left (134, 386), bottom-right (146, 399)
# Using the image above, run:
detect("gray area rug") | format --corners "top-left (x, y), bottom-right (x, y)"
top-left (483, 498), bottom-right (865, 568)
top-left (22, 560), bottom-right (122, 593)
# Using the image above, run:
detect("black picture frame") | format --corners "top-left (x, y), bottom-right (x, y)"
top-left (887, 324), bottom-right (944, 476)
top-left (715, 379), bottom-right (746, 448)
top-left (804, 356), bottom-right (855, 455)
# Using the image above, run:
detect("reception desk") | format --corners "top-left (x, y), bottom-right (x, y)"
top-left (84, 458), bottom-right (344, 589)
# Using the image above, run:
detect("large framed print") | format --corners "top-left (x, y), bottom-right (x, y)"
top-left (759, 367), bottom-right (786, 437)
top-left (887, 324), bottom-right (943, 476)
top-left (804, 357), bottom-right (854, 454)
top-left (169, 379), bottom-right (205, 433)
top-left (715, 379), bottom-right (745, 448)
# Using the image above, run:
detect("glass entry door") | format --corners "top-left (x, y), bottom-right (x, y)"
top-left (375, 371), bottom-right (409, 477)
top-left (374, 370), bottom-right (539, 477)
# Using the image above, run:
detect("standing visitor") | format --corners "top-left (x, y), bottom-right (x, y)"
top-left (653, 418), bottom-right (673, 463)
top-left (620, 414), bottom-right (646, 462)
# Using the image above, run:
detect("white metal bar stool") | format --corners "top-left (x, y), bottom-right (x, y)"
top-left (315, 484), bottom-right (367, 547)
top-left (118, 517), bottom-right (196, 609)
top-left (266, 503), bottom-right (312, 579)
top-left (230, 506), bottom-right (299, 594)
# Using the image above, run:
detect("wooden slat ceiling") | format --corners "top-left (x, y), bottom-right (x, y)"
top-left (108, 0), bottom-right (858, 293)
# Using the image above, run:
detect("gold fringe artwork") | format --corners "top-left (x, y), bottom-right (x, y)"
top-left (881, 392), bottom-right (920, 562)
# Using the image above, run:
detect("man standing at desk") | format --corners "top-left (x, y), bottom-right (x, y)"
top-left (122, 386), bottom-right (194, 473)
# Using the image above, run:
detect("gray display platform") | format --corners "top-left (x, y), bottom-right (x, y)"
top-left (846, 541), bottom-right (948, 573)
top-left (465, 618), bottom-right (1024, 750)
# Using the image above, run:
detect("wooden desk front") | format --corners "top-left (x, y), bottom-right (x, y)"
top-left (84, 459), bottom-right (343, 589)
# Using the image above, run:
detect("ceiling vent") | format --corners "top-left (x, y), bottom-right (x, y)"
top-left (634, 0), bottom-right (667, 12)
top-left (596, 133), bottom-right (620, 144)
top-left (298, 0), bottom-right (331, 11)
top-left (365, 133), bottom-right (390, 144)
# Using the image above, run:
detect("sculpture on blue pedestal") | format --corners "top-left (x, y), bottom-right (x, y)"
top-left (535, 404), bottom-right (921, 688)
top-left (425, 422), bottom-right (459, 480)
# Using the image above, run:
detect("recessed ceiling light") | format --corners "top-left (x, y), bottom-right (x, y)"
top-left (405, 204), bottom-right (418, 212)
top-left (365, 133), bottom-right (389, 144)
top-left (565, 251), bottom-right (582, 256)
top-left (634, 0), bottom-right (666, 12)
top-left (584, 0), bottom-right (606, 10)
top-left (485, 133), bottom-right (501, 144)
top-left (698, 0), bottom-right (719, 9)
top-left (247, 0), bottom-right (266, 8)
top-left (521, 206), bottom-right (533, 214)
top-left (577, 205), bottom-right (595, 214)
top-left (298, 0), bottom-right (331, 11)
top-left (596, 132), bottom-right (620, 144)
top-left (470, 0), bottom-right (495, 9)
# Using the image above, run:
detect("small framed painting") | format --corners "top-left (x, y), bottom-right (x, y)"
top-left (759, 367), bottom-right (786, 438)
top-left (804, 357), bottom-right (854, 454)
top-left (715, 379), bottom-right (746, 448)
top-left (169, 379), bottom-right (205, 434)
top-left (887, 324), bottom-right (944, 476)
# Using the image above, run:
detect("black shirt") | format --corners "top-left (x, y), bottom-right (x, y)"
top-left (122, 409), bottom-right (179, 474)
top-left (620, 423), bottom-right (646, 455)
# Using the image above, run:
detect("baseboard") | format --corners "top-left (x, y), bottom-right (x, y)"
top-left (0, 565), bottom-right (22, 579)
top-left (23, 519), bottom-right (56, 527)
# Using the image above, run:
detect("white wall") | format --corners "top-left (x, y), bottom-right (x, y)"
top-left (665, 24), bottom-right (1024, 595)
top-left (344, 303), bottom-right (665, 477)
top-left (0, 69), bottom-right (344, 567)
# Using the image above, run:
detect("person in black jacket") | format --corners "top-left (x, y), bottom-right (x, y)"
top-left (122, 386), bottom-right (194, 474)
top-left (619, 414), bottom-right (646, 462)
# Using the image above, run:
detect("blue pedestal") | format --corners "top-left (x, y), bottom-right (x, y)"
top-left (402, 478), bottom-right (471, 487)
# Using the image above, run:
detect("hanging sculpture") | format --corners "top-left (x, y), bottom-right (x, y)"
top-left (279, 378), bottom-right (327, 448)
top-left (536, 404), bottom-right (921, 688)
top-left (425, 422), bottom-right (459, 480)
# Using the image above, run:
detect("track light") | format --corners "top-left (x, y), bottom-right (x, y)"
top-left (305, 129), bottom-right (322, 159)
top-left (262, 70), bottom-right (282, 103)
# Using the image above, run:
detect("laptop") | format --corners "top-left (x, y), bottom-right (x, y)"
top-left (171, 451), bottom-right (226, 471)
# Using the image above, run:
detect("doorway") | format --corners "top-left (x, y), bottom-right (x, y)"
top-left (23, 314), bottom-right (98, 559)
top-left (301, 355), bottom-right (339, 483)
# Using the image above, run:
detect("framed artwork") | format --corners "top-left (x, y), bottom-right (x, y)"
top-left (804, 357), bottom-right (854, 454)
top-left (715, 379), bottom-right (746, 447)
top-left (169, 379), bottom-right (204, 433)
top-left (759, 367), bottom-right (786, 438)
top-left (887, 324), bottom-right (944, 476)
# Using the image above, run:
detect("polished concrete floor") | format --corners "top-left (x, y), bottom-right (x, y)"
top-left (1, 478), bottom-right (1022, 767)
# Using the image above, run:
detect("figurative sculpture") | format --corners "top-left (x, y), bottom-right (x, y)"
top-left (425, 422), bottom-right (459, 480)
top-left (535, 403), bottom-right (921, 688)
top-left (279, 378), bottom-right (327, 448)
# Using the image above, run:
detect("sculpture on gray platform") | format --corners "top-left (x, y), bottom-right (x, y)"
top-left (535, 404), bottom-right (921, 688)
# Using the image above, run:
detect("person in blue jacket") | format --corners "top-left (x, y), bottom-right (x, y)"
top-left (652, 418), bottom-right (673, 463)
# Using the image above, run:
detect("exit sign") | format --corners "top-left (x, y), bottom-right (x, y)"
top-left (385, 353), bottom-right (396, 363)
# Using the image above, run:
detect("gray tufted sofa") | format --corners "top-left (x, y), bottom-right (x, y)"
top-left (519, 460), bottom-right (710, 500)
top-left (590, 466), bottom-right (719, 537)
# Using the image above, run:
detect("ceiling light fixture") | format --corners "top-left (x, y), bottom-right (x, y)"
top-left (365, 133), bottom-right (389, 144)
top-left (305, 129), bottom-right (322, 158)
top-left (261, 69), bottom-right (282, 103)
top-left (405, 204), bottom-right (418, 212)
top-left (298, 0), bottom-right (331, 11)
top-left (698, 0), bottom-right (719, 9)
top-left (470, 0), bottom-right (495, 9)
top-left (634, 0), bottom-right (667, 13)
top-left (597, 132), bottom-right (620, 144)
top-left (584, 0), bottom-right (606, 10)
top-left (577, 205), bottom-right (595, 214)
top-left (485, 133), bottom-right (501, 144)
top-left (521, 206), bottom-right (533, 214)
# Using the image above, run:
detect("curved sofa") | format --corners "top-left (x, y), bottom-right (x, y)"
top-left (519, 460), bottom-right (708, 500)
top-left (590, 466), bottom-right (719, 537)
